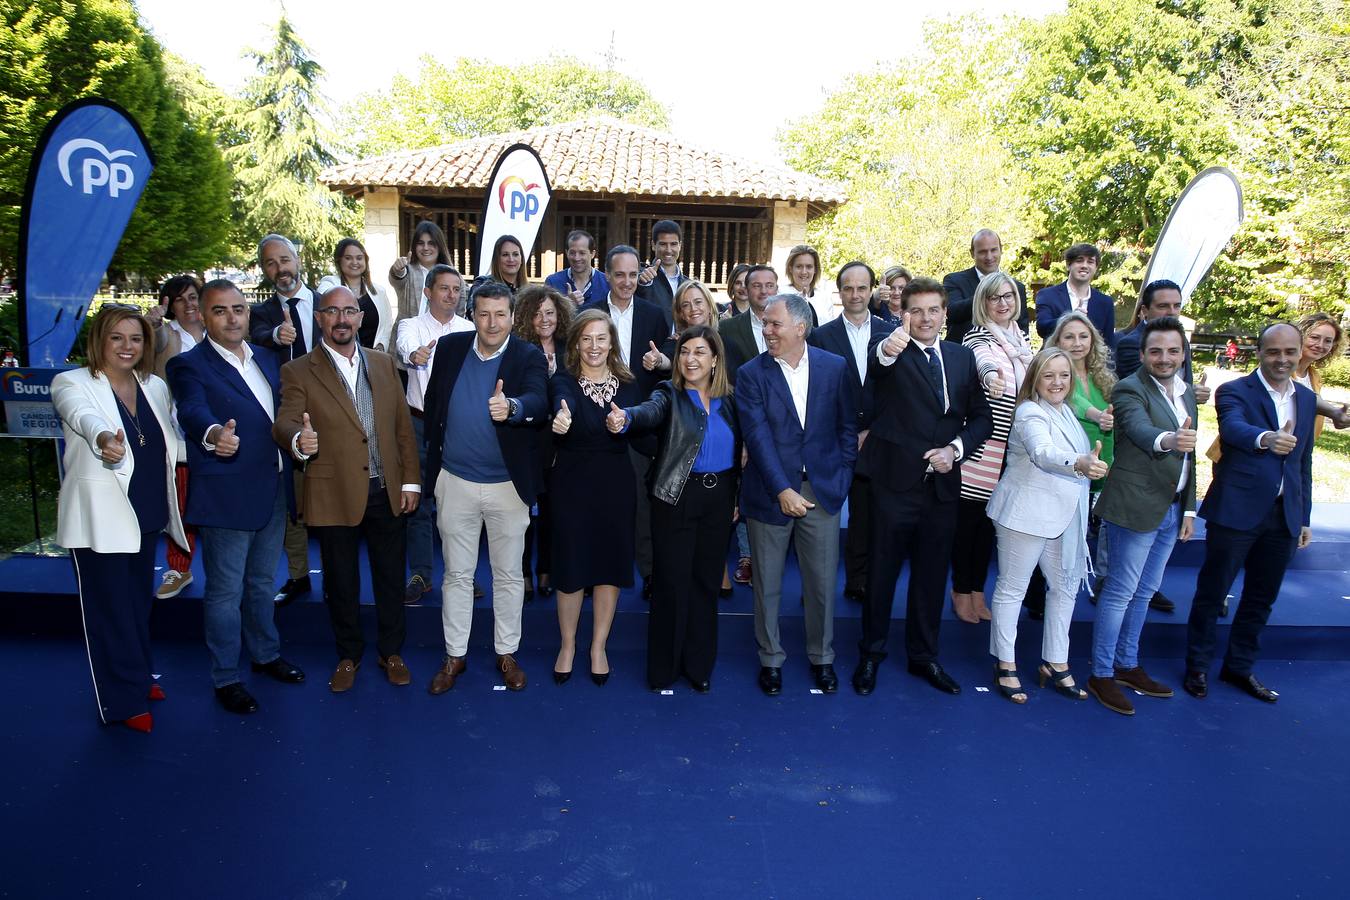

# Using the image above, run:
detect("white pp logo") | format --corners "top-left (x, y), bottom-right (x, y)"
top-left (57, 138), bottom-right (137, 198)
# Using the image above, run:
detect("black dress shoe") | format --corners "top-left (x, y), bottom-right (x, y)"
top-left (552, 670), bottom-right (571, 685)
top-left (852, 658), bottom-right (877, 695)
top-left (250, 657), bottom-right (305, 683)
top-left (1149, 591), bottom-right (1176, 613)
top-left (537, 580), bottom-right (555, 598)
top-left (1219, 667), bottom-right (1278, 702)
top-left (811, 663), bottom-right (839, 693)
top-left (907, 661), bottom-right (961, 694)
top-left (843, 588), bottom-right (867, 604)
top-left (273, 576), bottom-right (311, 607)
top-left (758, 666), bottom-right (782, 696)
top-left (1183, 670), bottom-right (1208, 698)
top-left (687, 676), bottom-right (711, 693)
top-left (214, 682), bottom-right (259, 714)
top-left (718, 586), bottom-right (733, 598)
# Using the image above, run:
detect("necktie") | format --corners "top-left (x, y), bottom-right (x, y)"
top-left (286, 297), bottom-right (306, 357)
top-left (924, 346), bottom-right (944, 405)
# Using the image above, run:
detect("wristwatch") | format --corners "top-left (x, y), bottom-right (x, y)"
top-left (507, 398), bottom-right (520, 419)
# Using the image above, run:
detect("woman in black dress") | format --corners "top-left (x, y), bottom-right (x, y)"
top-left (548, 308), bottom-right (641, 686)
top-left (318, 238), bottom-right (389, 350)
top-left (611, 325), bottom-right (739, 692)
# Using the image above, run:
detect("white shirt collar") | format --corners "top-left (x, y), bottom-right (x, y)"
top-left (1255, 367), bottom-right (1293, 400)
top-left (207, 336), bottom-right (253, 366)
top-left (474, 334), bottom-right (510, 361)
top-left (321, 338), bottom-right (361, 369)
top-left (607, 293), bottom-right (634, 314)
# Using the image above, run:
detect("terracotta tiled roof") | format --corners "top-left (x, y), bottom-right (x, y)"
top-left (320, 118), bottom-right (846, 207)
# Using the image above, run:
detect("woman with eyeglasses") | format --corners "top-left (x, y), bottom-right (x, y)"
top-left (319, 238), bottom-right (392, 351)
top-left (949, 271), bottom-right (1034, 624)
top-left (874, 265), bottom-right (912, 322)
top-left (52, 306), bottom-right (188, 732)
top-left (145, 276), bottom-right (205, 601)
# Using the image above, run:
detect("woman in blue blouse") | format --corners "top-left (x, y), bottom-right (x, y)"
top-left (612, 325), bottom-right (740, 692)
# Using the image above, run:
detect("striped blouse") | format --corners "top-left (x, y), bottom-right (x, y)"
top-left (959, 326), bottom-right (1027, 502)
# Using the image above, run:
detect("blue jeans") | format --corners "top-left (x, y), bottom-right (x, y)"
top-left (197, 482), bottom-right (286, 687)
top-left (1091, 501), bottom-right (1181, 678)
top-left (407, 414), bottom-right (437, 582)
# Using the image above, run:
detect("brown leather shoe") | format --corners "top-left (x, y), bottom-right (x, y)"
top-left (428, 656), bottom-right (466, 694)
top-left (497, 654), bottom-right (527, 691)
top-left (733, 557), bottom-right (752, 585)
top-left (379, 654), bottom-right (412, 686)
top-left (1114, 665), bottom-right (1174, 698)
top-left (329, 659), bottom-right (359, 693)
top-left (1087, 675), bottom-right (1135, 715)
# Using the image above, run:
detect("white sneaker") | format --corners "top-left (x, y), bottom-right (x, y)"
top-left (156, 570), bottom-right (192, 600)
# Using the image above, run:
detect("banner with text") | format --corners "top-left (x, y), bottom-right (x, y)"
top-left (476, 144), bottom-right (552, 278)
top-left (19, 98), bottom-right (156, 367)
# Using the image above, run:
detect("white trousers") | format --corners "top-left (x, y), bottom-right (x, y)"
top-left (989, 522), bottom-right (1077, 665)
top-left (435, 470), bottom-right (530, 656)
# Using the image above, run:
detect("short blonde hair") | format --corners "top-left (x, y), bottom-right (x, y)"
top-left (673, 280), bottom-right (721, 333)
top-left (972, 271), bottom-right (1021, 329)
top-left (86, 305), bottom-right (153, 380)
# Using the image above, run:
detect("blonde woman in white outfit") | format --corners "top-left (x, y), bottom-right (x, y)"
top-left (984, 348), bottom-right (1108, 703)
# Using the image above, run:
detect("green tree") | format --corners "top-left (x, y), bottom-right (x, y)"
top-left (225, 14), bottom-right (358, 278)
top-left (343, 55), bottom-right (670, 157)
top-left (0, 0), bottom-right (233, 281)
top-left (780, 17), bottom-right (1037, 284)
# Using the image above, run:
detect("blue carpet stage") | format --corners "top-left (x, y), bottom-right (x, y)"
top-left (3, 504), bottom-right (1349, 897)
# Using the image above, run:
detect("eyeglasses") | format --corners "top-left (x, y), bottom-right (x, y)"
top-left (318, 306), bottom-right (362, 319)
top-left (987, 292), bottom-right (1017, 305)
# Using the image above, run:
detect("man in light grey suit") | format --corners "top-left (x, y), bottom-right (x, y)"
top-left (1087, 317), bottom-right (1199, 716)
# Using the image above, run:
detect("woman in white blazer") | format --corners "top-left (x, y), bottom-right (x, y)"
top-left (984, 348), bottom-right (1108, 703)
top-left (318, 237), bottom-right (392, 351)
top-left (52, 306), bottom-right (187, 733)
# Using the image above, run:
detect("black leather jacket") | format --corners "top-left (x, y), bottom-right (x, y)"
top-left (627, 381), bottom-right (740, 505)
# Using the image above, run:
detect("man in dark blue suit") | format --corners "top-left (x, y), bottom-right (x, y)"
top-left (581, 244), bottom-right (671, 598)
top-left (1034, 243), bottom-right (1116, 346)
top-left (853, 276), bottom-right (994, 696)
top-left (634, 219), bottom-right (685, 329)
top-left (167, 280), bottom-right (305, 715)
top-left (942, 229), bottom-right (1029, 344)
top-left (1184, 323), bottom-right (1317, 703)
top-left (739, 294), bottom-right (857, 695)
top-left (807, 261), bottom-right (894, 603)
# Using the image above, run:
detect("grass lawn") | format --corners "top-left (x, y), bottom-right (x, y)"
top-left (1193, 370), bottom-right (1350, 504)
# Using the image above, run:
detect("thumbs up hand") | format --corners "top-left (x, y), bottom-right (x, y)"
top-left (1265, 418), bottom-right (1298, 456)
top-left (1332, 402), bottom-right (1350, 430)
top-left (1194, 370), bottom-right (1211, 404)
top-left (1165, 415), bottom-right (1197, 453)
top-left (277, 303), bottom-right (297, 346)
top-left (411, 338), bottom-right (437, 367)
top-left (552, 399), bottom-right (573, 435)
top-left (1075, 440), bottom-right (1109, 479)
top-left (883, 309), bottom-right (912, 357)
top-left (488, 379), bottom-right (510, 422)
top-left (606, 401), bottom-right (628, 434)
top-left (643, 340), bottom-right (668, 372)
top-left (146, 297), bottom-right (167, 327)
top-left (213, 418), bottom-right (240, 458)
top-left (97, 428), bottom-right (127, 464)
top-left (984, 370), bottom-right (1007, 399)
top-left (298, 412), bottom-right (319, 457)
top-left (1095, 403), bottom-right (1114, 432)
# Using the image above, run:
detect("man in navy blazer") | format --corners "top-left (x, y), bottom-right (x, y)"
top-left (1034, 243), bottom-right (1116, 346)
top-left (1184, 323), bottom-right (1316, 703)
top-left (580, 244), bottom-right (670, 598)
top-left (807, 261), bottom-right (894, 603)
top-left (421, 283), bottom-right (549, 693)
top-left (853, 276), bottom-right (993, 696)
top-left (739, 294), bottom-right (857, 695)
top-left (167, 280), bottom-right (305, 715)
top-left (942, 229), bottom-right (1029, 344)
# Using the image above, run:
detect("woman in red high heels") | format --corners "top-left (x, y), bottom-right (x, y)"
top-left (52, 305), bottom-right (187, 732)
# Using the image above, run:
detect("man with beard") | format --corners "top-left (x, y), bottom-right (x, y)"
top-left (249, 234), bottom-right (319, 607)
top-left (273, 286), bottom-right (420, 693)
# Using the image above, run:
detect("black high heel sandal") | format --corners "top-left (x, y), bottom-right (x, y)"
top-left (1039, 663), bottom-right (1087, 700)
top-left (994, 664), bottom-right (1027, 704)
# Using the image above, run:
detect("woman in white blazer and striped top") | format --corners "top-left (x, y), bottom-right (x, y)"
top-left (984, 348), bottom-right (1108, 703)
top-left (52, 306), bottom-right (187, 733)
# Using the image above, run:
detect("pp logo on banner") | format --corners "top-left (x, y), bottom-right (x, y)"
top-left (57, 138), bottom-right (138, 198)
top-left (498, 175), bottom-right (543, 222)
